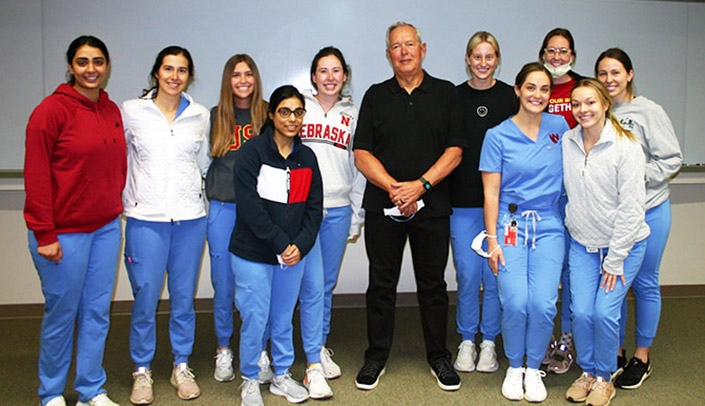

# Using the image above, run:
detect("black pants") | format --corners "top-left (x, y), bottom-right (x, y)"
top-left (363, 211), bottom-right (451, 364)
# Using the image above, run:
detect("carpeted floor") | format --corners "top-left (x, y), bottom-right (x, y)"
top-left (2, 297), bottom-right (703, 405)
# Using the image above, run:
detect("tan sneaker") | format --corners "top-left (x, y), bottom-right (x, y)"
top-left (586, 377), bottom-right (616, 406)
top-left (170, 363), bottom-right (201, 400)
top-left (566, 372), bottom-right (596, 403)
top-left (130, 367), bottom-right (154, 405)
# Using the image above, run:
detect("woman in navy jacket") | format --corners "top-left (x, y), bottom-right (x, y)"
top-left (230, 85), bottom-right (323, 405)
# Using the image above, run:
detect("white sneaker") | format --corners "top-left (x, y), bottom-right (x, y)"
top-left (214, 347), bottom-right (235, 382)
top-left (524, 367), bottom-right (547, 402)
top-left (270, 372), bottom-right (310, 403)
top-left (454, 340), bottom-right (476, 372)
top-left (304, 364), bottom-right (333, 399)
top-left (257, 350), bottom-right (274, 384)
top-left (320, 346), bottom-right (341, 379)
top-left (240, 377), bottom-right (263, 406)
top-left (502, 366), bottom-right (525, 401)
top-left (476, 340), bottom-right (499, 373)
top-left (76, 393), bottom-right (118, 406)
top-left (45, 396), bottom-right (66, 406)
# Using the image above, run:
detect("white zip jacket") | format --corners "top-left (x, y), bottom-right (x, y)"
top-left (300, 90), bottom-right (365, 235)
top-left (121, 91), bottom-right (211, 222)
top-left (613, 96), bottom-right (683, 210)
top-left (563, 120), bottom-right (650, 275)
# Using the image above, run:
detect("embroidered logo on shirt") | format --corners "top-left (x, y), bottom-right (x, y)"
top-left (549, 133), bottom-right (560, 144)
top-left (619, 117), bottom-right (635, 131)
top-left (476, 105), bottom-right (488, 118)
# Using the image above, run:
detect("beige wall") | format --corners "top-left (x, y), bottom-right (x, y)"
top-left (2, 174), bottom-right (704, 306)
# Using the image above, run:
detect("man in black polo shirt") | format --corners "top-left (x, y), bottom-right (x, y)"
top-left (353, 21), bottom-right (466, 392)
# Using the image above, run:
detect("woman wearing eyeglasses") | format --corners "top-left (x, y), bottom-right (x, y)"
top-left (538, 27), bottom-right (585, 376)
top-left (231, 85), bottom-right (323, 406)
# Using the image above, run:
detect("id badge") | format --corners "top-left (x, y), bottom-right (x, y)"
top-left (504, 220), bottom-right (517, 247)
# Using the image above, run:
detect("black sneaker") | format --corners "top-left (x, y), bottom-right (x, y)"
top-left (355, 361), bottom-right (385, 390)
top-left (611, 349), bottom-right (628, 380)
top-left (430, 357), bottom-right (461, 391)
top-left (614, 356), bottom-right (652, 389)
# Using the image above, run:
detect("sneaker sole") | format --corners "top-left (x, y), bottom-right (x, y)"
top-left (453, 361), bottom-right (476, 373)
top-left (214, 371), bottom-right (236, 382)
top-left (323, 370), bottom-right (341, 380)
top-left (616, 367), bottom-right (652, 390)
top-left (308, 390), bottom-right (334, 400)
top-left (129, 397), bottom-right (153, 405)
top-left (501, 389), bottom-right (524, 401)
top-left (269, 385), bottom-right (309, 403)
top-left (430, 369), bottom-right (461, 391)
top-left (355, 367), bottom-right (385, 390)
top-left (476, 364), bottom-right (499, 373)
top-left (170, 377), bottom-right (201, 400)
top-left (610, 367), bottom-right (624, 381)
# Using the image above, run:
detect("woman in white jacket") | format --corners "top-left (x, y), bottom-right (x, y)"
top-left (563, 78), bottom-right (649, 406)
top-left (295, 46), bottom-right (365, 398)
top-left (121, 45), bottom-right (211, 405)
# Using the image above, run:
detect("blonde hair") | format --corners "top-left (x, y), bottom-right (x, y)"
top-left (572, 78), bottom-right (635, 141)
top-left (465, 31), bottom-right (501, 78)
top-left (211, 54), bottom-right (269, 157)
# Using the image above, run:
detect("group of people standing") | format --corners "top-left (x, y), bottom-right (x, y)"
top-left (23, 20), bottom-right (681, 406)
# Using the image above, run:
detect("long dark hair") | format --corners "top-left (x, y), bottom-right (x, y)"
top-left (594, 47), bottom-right (635, 97)
top-left (141, 45), bottom-right (195, 98)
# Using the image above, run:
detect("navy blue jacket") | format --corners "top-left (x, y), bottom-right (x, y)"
top-left (229, 124), bottom-right (323, 265)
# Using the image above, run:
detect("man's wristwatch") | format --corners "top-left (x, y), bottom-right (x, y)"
top-left (419, 176), bottom-right (431, 191)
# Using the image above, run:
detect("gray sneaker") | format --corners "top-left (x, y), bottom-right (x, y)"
top-left (257, 351), bottom-right (274, 384)
top-left (476, 340), bottom-right (499, 373)
top-left (214, 348), bottom-right (235, 382)
top-left (270, 372), bottom-right (310, 403)
top-left (240, 377), bottom-right (263, 406)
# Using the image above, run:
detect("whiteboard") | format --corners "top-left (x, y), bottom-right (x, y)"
top-left (2, 0), bottom-right (704, 170)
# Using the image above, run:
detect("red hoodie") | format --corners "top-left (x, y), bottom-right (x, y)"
top-left (24, 83), bottom-right (127, 246)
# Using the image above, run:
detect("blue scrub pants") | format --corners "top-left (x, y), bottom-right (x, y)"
top-left (450, 207), bottom-right (501, 342)
top-left (559, 196), bottom-right (572, 334)
top-left (619, 199), bottom-right (670, 348)
top-left (29, 216), bottom-right (121, 405)
top-left (233, 254), bottom-right (305, 379)
top-left (299, 205), bottom-right (352, 362)
top-left (496, 211), bottom-right (564, 369)
top-left (571, 239), bottom-right (646, 380)
top-left (125, 217), bottom-right (206, 368)
top-left (207, 200), bottom-right (237, 348)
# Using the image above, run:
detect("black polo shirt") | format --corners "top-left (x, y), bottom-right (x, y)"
top-left (353, 71), bottom-right (466, 216)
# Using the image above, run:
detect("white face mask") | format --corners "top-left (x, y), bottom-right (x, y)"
top-left (544, 62), bottom-right (573, 79)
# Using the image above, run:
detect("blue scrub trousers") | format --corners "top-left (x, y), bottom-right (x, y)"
top-left (570, 239), bottom-right (646, 380)
top-left (207, 200), bottom-right (237, 348)
top-left (29, 216), bottom-right (121, 405)
top-left (558, 196), bottom-right (572, 335)
top-left (233, 254), bottom-right (305, 379)
top-left (619, 199), bottom-right (670, 348)
top-left (125, 217), bottom-right (206, 368)
top-left (299, 205), bottom-right (352, 362)
top-left (496, 211), bottom-right (564, 369)
top-left (450, 207), bottom-right (501, 342)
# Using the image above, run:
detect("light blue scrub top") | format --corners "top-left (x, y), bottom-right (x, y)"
top-left (479, 112), bottom-right (569, 215)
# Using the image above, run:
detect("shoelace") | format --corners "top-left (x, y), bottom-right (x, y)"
top-left (433, 360), bottom-right (456, 380)
top-left (133, 371), bottom-right (153, 388)
top-left (174, 366), bottom-right (196, 384)
top-left (360, 362), bottom-right (383, 376)
top-left (215, 350), bottom-right (233, 367)
top-left (321, 347), bottom-right (335, 362)
top-left (241, 378), bottom-right (259, 394)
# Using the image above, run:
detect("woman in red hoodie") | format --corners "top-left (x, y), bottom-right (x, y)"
top-left (24, 35), bottom-right (126, 406)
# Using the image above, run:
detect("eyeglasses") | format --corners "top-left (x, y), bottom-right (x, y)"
top-left (277, 107), bottom-right (306, 118)
top-left (544, 47), bottom-right (571, 57)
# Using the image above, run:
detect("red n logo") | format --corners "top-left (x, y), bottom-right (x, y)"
top-left (340, 115), bottom-right (351, 126)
